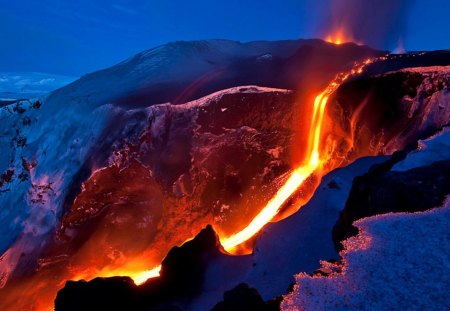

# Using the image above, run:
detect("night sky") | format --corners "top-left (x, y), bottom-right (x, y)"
top-left (0, 0), bottom-right (449, 76)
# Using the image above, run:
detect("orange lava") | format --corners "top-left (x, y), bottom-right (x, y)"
top-left (129, 266), bottom-right (161, 285)
top-left (0, 58), bottom-right (377, 311)
top-left (130, 58), bottom-right (375, 285)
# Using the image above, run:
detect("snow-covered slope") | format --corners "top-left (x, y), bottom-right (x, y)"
top-left (282, 198), bottom-right (450, 311)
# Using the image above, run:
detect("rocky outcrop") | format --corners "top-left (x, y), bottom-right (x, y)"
top-left (333, 158), bottom-right (450, 251)
top-left (323, 65), bottom-right (450, 169)
top-left (55, 225), bottom-right (222, 311)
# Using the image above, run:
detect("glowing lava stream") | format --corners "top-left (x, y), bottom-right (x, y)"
top-left (130, 59), bottom-right (374, 285)
top-left (220, 91), bottom-right (328, 250)
top-left (132, 91), bottom-right (329, 285)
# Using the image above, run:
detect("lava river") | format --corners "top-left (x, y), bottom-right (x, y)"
top-left (0, 54), bottom-right (381, 311)
top-left (128, 58), bottom-right (376, 285)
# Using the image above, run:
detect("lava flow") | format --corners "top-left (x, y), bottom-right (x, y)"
top-left (130, 58), bottom-right (375, 285)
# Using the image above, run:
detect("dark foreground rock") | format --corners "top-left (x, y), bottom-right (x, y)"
top-left (55, 225), bottom-right (222, 311)
top-left (333, 159), bottom-right (450, 251)
top-left (211, 283), bottom-right (281, 311)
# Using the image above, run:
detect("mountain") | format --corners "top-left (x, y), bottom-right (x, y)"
top-left (47, 39), bottom-right (383, 109)
top-left (0, 39), bottom-right (449, 311)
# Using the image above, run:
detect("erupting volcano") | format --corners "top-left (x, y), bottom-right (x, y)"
top-left (0, 2), bottom-right (449, 311)
top-left (325, 27), bottom-right (355, 45)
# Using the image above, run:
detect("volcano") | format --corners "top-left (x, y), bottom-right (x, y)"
top-left (0, 39), bottom-right (449, 311)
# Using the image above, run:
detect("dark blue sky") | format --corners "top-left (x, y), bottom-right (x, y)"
top-left (0, 0), bottom-right (448, 76)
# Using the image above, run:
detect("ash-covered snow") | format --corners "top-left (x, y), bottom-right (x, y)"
top-left (281, 198), bottom-right (450, 311)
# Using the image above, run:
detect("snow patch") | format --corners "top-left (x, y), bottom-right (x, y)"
top-left (282, 198), bottom-right (450, 311)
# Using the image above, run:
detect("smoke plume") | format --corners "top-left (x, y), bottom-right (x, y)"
top-left (320, 0), bottom-right (413, 50)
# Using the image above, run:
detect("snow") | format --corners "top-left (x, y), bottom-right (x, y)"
top-left (281, 198), bottom-right (450, 311)
top-left (392, 127), bottom-right (450, 172)
top-left (0, 97), bottom-right (115, 255)
top-left (281, 125), bottom-right (450, 311)
top-left (182, 85), bottom-right (291, 110)
top-left (244, 156), bottom-right (387, 300)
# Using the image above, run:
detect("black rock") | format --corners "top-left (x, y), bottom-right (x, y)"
top-left (333, 159), bottom-right (450, 251)
top-left (211, 283), bottom-right (280, 311)
top-left (55, 225), bottom-right (222, 311)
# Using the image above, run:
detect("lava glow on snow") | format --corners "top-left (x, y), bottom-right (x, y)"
top-left (128, 58), bottom-right (375, 286)
top-left (0, 52), bottom-right (378, 311)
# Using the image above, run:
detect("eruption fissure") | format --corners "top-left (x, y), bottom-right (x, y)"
top-left (131, 58), bottom-right (376, 285)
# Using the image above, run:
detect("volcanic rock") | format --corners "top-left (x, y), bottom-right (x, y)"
top-left (333, 158), bottom-right (450, 251)
top-left (325, 66), bottom-right (450, 164)
top-left (55, 225), bottom-right (222, 311)
top-left (211, 283), bottom-right (280, 311)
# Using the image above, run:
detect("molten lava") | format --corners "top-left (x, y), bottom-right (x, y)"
top-left (0, 55), bottom-right (379, 311)
top-left (130, 58), bottom-right (375, 285)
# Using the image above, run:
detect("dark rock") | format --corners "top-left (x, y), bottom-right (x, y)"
top-left (333, 159), bottom-right (450, 251)
top-left (16, 136), bottom-right (27, 147)
top-left (55, 225), bottom-right (222, 311)
top-left (0, 168), bottom-right (14, 188)
top-left (31, 100), bottom-right (41, 109)
top-left (12, 103), bottom-right (26, 114)
top-left (211, 283), bottom-right (280, 311)
top-left (326, 67), bottom-right (449, 163)
top-left (327, 179), bottom-right (340, 190)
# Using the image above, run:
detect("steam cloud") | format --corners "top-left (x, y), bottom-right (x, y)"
top-left (320, 0), bottom-right (413, 50)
